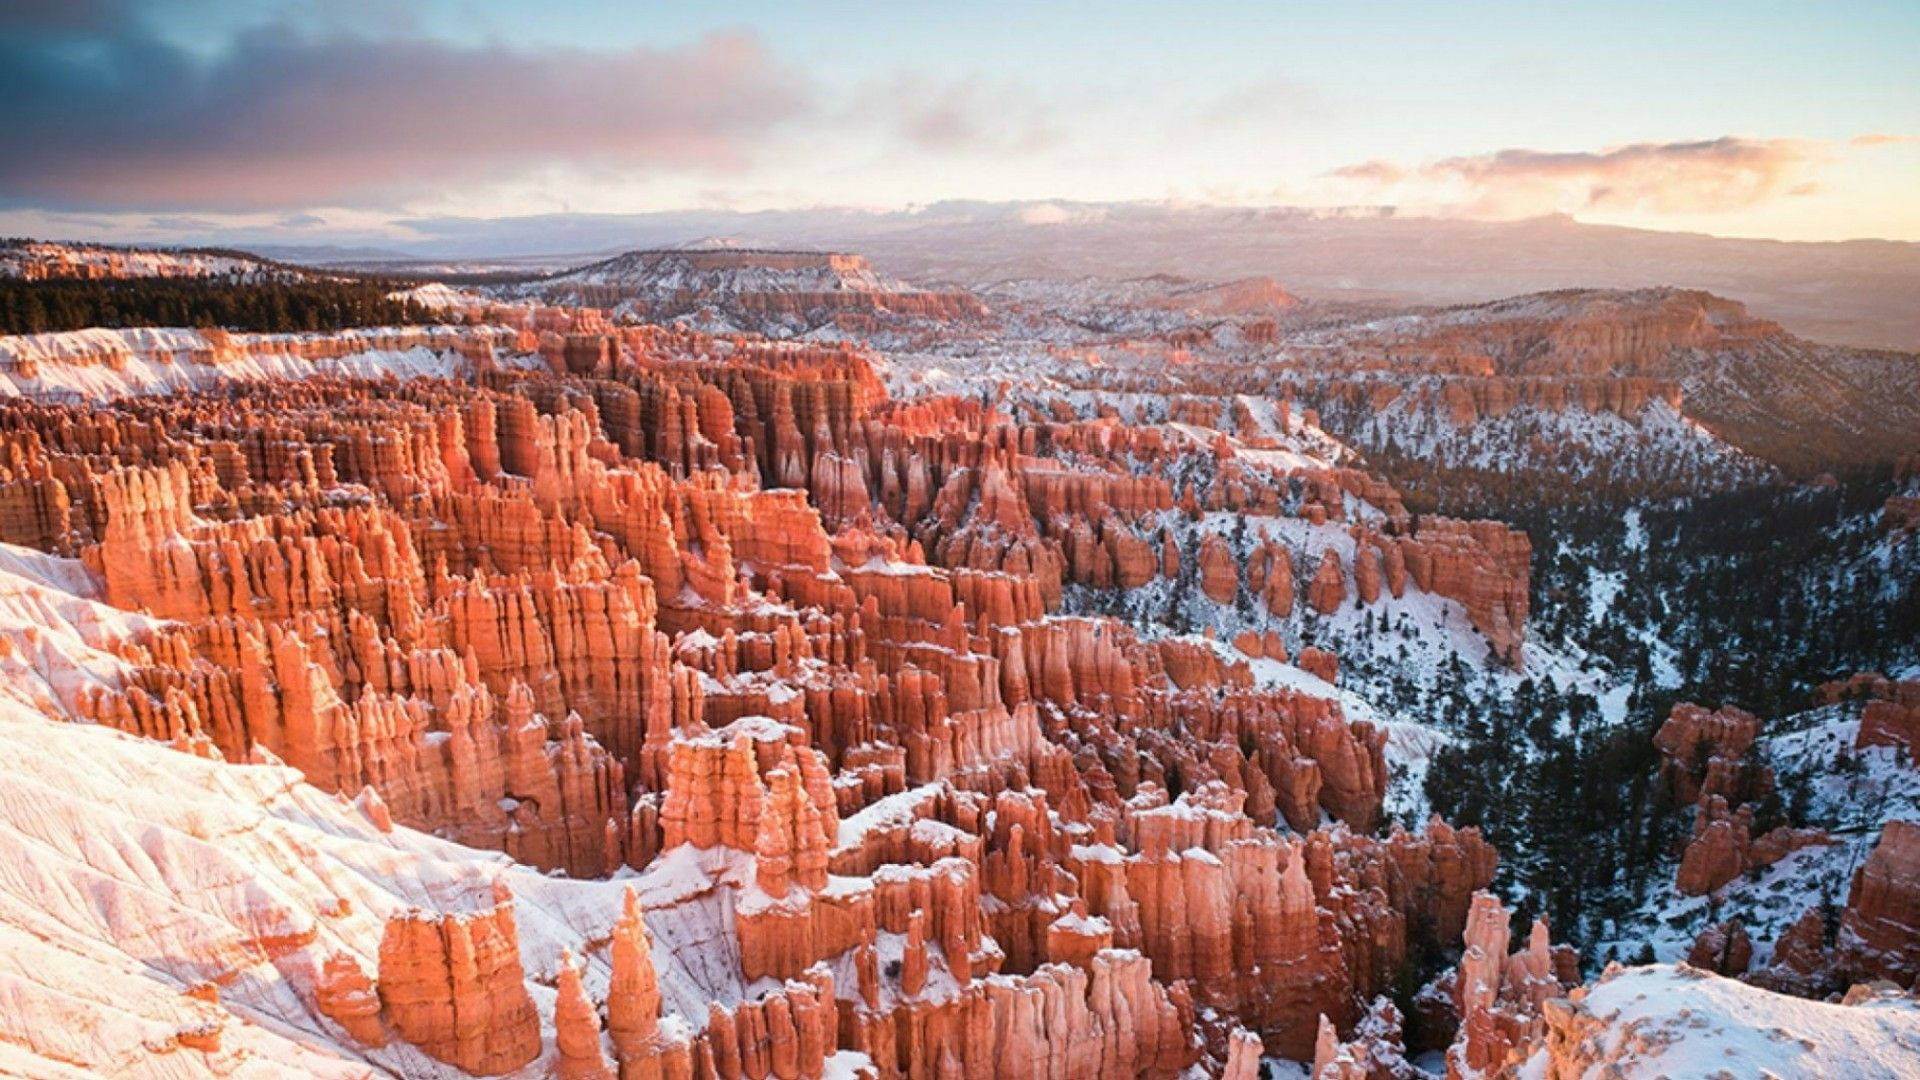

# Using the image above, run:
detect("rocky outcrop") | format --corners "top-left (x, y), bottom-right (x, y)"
top-left (553, 952), bottom-right (614, 1079)
top-left (1837, 820), bottom-right (1920, 988)
top-left (1198, 534), bottom-right (1239, 604)
top-left (1675, 795), bottom-right (1832, 896)
top-left (1308, 549), bottom-right (1345, 615)
top-left (1309, 1000), bottom-right (1414, 1080)
top-left (1653, 702), bottom-right (1761, 806)
top-left (1533, 964), bottom-right (1920, 1079)
top-left (1442, 892), bottom-right (1574, 1079)
top-left (523, 249), bottom-right (988, 334)
top-left (1685, 920), bottom-right (1753, 976)
top-left (375, 884), bottom-right (542, 1075)
top-left (313, 952), bottom-right (387, 1048)
top-left (1392, 521), bottom-right (1530, 665)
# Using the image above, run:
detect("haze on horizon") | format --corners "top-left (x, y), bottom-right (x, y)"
top-left (3, 0), bottom-right (1916, 251)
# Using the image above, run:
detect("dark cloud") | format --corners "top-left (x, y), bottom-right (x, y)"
top-left (0, 0), bottom-right (136, 34)
top-left (0, 16), bottom-right (814, 211)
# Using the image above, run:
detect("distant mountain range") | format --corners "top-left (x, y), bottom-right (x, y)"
top-left (224, 203), bottom-right (1920, 352)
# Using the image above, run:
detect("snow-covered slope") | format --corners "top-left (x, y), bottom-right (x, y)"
top-left (1522, 964), bottom-right (1920, 1079)
top-left (1302, 288), bottom-right (1920, 474)
top-left (1606, 702), bottom-right (1920, 967)
top-left (386, 282), bottom-right (493, 311)
top-left (0, 542), bottom-right (158, 719)
top-left (0, 326), bottom-right (543, 401)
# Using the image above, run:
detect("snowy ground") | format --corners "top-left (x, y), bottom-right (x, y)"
top-left (1516, 964), bottom-right (1920, 1079)
top-left (0, 325), bottom-right (547, 401)
top-left (1598, 705), bottom-right (1920, 968)
top-left (1345, 397), bottom-right (1770, 489)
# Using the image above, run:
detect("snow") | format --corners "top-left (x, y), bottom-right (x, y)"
top-left (0, 549), bottom-right (158, 718)
top-left (387, 282), bottom-right (491, 310)
top-left (1049, 912), bottom-right (1110, 935)
top-left (539, 250), bottom-right (893, 297)
top-left (1516, 964), bottom-right (1920, 1079)
top-left (0, 240), bottom-right (294, 282)
top-left (1602, 704), bottom-right (1920, 967)
top-left (0, 683), bottom-right (794, 1076)
top-left (836, 784), bottom-right (943, 852)
top-left (0, 326), bottom-right (543, 402)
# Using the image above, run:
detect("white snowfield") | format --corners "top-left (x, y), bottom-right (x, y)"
top-left (386, 282), bottom-right (495, 311)
top-left (0, 326), bottom-right (544, 402)
top-left (1519, 964), bottom-right (1920, 1079)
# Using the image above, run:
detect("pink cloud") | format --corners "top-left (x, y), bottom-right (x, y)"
top-left (864, 75), bottom-right (1063, 157)
top-left (1328, 137), bottom-right (1830, 218)
top-left (1327, 160), bottom-right (1408, 185)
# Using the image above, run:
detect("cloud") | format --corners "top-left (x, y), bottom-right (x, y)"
top-left (1327, 160), bottom-right (1407, 185)
top-left (855, 74), bottom-right (1063, 157)
top-left (1850, 133), bottom-right (1918, 148)
top-left (0, 17), bottom-right (814, 211)
top-left (1192, 77), bottom-right (1322, 130)
top-left (0, 0), bottom-right (136, 33)
top-left (1327, 137), bottom-right (1828, 218)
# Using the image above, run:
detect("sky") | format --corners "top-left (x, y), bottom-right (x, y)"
top-left (2, 0), bottom-right (1916, 247)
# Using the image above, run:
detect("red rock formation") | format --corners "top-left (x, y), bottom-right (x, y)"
top-left (1310, 999), bottom-right (1414, 1080)
top-left (1686, 920), bottom-right (1753, 976)
top-left (1220, 1027), bottom-right (1264, 1080)
top-left (1675, 796), bottom-right (1832, 896)
top-left (607, 886), bottom-right (676, 1070)
top-left (1444, 892), bottom-right (1572, 1080)
top-left (1297, 647), bottom-right (1339, 685)
top-left (1308, 549), bottom-right (1346, 615)
top-left (1353, 542), bottom-right (1382, 606)
top-left (1654, 702), bottom-right (1761, 806)
top-left (1850, 678), bottom-right (1920, 754)
top-left (554, 951), bottom-right (615, 1079)
top-left (1392, 520), bottom-right (1530, 665)
top-left (1199, 534), bottom-right (1239, 604)
top-left (1255, 543), bottom-right (1293, 617)
top-left (376, 884), bottom-right (542, 1075)
top-left (1837, 820), bottom-right (1920, 987)
top-left (313, 952), bottom-right (387, 1048)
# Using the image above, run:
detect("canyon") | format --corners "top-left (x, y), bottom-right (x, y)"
top-left (0, 241), bottom-right (1912, 1079)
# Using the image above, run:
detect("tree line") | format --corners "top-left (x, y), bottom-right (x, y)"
top-left (0, 278), bottom-right (445, 335)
